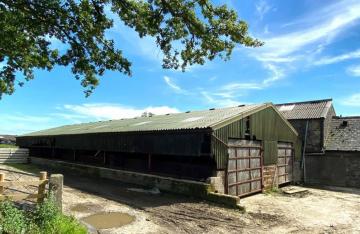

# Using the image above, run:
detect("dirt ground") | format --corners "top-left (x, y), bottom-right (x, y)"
top-left (1, 164), bottom-right (359, 234)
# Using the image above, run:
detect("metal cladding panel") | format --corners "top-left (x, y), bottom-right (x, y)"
top-left (18, 131), bottom-right (212, 156)
top-left (213, 107), bottom-right (299, 169)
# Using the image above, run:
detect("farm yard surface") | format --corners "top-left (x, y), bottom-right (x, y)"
top-left (1, 164), bottom-right (359, 234)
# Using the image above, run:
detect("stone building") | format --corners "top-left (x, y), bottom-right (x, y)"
top-left (306, 116), bottom-right (360, 188)
top-left (276, 99), bottom-right (360, 188)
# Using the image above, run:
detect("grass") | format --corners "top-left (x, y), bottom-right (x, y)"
top-left (0, 144), bottom-right (18, 148)
top-left (264, 187), bottom-right (282, 195)
top-left (0, 196), bottom-right (87, 234)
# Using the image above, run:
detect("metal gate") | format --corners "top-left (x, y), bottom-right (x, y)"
top-left (277, 142), bottom-right (293, 184)
top-left (227, 139), bottom-right (263, 197)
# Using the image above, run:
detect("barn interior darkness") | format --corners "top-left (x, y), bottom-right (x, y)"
top-left (29, 147), bottom-right (215, 181)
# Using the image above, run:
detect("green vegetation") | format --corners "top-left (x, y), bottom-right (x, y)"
top-left (0, 0), bottom-right (262, 98)
top-left (0, 144), bottom-right (18, 148)
top-left (264, 187), bottom-right (282, 195)
top-left (0, 197), bottom-right (87, 234)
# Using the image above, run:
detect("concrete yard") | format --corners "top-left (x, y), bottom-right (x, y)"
top-left (1, 164), bottom-right (359, 234)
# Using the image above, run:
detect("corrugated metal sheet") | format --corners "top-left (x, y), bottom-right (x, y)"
top-left (325, 116), bottom-right (360, 151)
top-left (275, 99), bottom-right (333, 120)
top-left (21, 104), bottom-right (266, 137)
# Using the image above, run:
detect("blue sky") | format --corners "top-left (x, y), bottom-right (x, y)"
top-left (1, 0), bottom-right (360, 135)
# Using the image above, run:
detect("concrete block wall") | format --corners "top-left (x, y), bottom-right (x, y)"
top-left (207, 170), bottom-right (225, 194)
top-left (306, 152), bottom-right (360, 188)
top-left (31, 157), bottom-right (243, 208)
top-left (263, 165), bottom-right (278, 190)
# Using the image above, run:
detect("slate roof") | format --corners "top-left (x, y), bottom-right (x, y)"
top-left (275, 99), bottom-right (333, 120)
top-left (21, 104), bottom-right (271, 137)
top-left (325, 117), bottom-right (360, 151)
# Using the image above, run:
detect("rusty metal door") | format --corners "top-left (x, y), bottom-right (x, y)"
top-left (277, 142), bottom-right (293, 184)
top-left (227, 139), bottom-right (263, 197)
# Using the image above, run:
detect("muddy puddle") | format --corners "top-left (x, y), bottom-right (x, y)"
top-left (81, 212), bottom-right (135, 230)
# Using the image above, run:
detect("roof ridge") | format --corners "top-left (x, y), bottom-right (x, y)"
top-left (275, 98), bottom-right (332, 106)
top-left (333, 116), bottom-right (360, 119)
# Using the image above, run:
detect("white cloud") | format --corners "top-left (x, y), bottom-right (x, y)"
top-left (201, 91), bottom-right (243, 107)
top-left (163, 76), bottom-right (182, 92)
top-left (63, 103), bottom-right (179, 120)
top-left (256, 0), bottom-right (271, 20)
top-left (341, 93), bottom-right (360, 106)
top-left (347, 64), bottom-right (360, 77)
top-left (0, 104), bottom-right (180, 135)
top-left (251, 1), bottom-right (360, 63)
top-left (314, 49), bottom-right (360, 66)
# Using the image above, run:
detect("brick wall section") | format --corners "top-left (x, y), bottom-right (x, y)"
top-left (263, 165), bottom-right (278, 189)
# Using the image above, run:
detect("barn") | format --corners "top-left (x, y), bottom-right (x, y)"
top-left (17, 103), bottom-right (300, 197)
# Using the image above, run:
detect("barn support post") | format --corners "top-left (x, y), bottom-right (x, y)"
top-left (73, 149), bottom-right (76, 161)
top-left (148, 154), bottom-right (152, 171)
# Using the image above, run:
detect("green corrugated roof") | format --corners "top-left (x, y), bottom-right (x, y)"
top-left (21, 104), bottom-right (269, 137)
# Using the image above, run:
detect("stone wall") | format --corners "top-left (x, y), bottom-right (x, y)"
top-left (263, 165), bottom-right (278, 189)
top-left (323, 106), bottom-right (336, 146)
top-left (292, 160), bottom-right (303, 183)
top-left (306, 151), bottom-right (360, 188)
top-left (289, 119), bottom-right (323, 153)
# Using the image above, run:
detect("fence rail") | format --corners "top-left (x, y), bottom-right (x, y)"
top-left (0, 171), bottom-right (48, 203)
top-left (0, 148), bottom-right (29, 163)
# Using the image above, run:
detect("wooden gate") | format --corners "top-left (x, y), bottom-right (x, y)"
top-left (277, 142), bottom-right (293, 185)
top-left (227, 139), bottom-right (263, 197)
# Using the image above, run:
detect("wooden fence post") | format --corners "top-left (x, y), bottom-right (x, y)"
top-left (0, 173), bottom-right (4, 194)
top-left (49, 174), bottom-right (63, 212)
top-left (37, 171), bottom-right (47, 203)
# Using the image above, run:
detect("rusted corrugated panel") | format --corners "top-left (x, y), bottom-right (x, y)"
top-left (275, 99), bottom-right (333, 120)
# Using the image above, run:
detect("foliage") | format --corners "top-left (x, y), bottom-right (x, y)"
top-left (264, 187), bottom-right (281, 195)
top-left (0, 144), bottom-right (18, 148)
top-left (0, 201), bottom-right (28, 234)
top-left (0, 0), bottom-right (263, 98)
top-left (0, 198), bottom-right (87, 234)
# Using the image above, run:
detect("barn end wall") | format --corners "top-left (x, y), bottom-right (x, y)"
top-left (213, 107), bottom-right (299, 169)
top-left (306, 151), bottom-right (360, 188)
